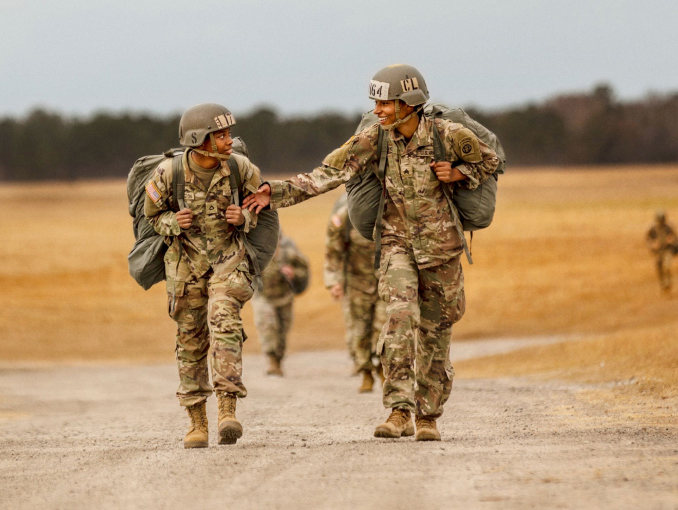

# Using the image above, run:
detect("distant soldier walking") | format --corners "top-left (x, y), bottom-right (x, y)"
top-left (251, 232), bottom-right (310, 376)
top-left (324, 193), bottom-right (386, 393)
top-left (144, 103), bottom-right (261, 448)
top-left (646, 210), bottom-right (678, 293)
top-left (244, 65), bottom-right (499, 441)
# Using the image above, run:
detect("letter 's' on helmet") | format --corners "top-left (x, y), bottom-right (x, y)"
top-left (179, 103), bottom-right (236, 147)
top-left (368, 64), bottom-right (430, 106)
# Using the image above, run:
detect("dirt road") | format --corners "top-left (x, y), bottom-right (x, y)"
top-left (1, 339), bottom-right (676, 510)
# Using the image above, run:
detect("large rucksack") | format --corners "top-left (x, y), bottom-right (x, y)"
top-left (127, 149), bottom-right (184, 290)
top-left (126, 137), bottom-right (279, 290)
top-left (345, 103), bottom-right (506, 265)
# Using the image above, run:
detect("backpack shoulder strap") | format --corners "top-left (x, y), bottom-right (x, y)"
top-left (226, 156), bottom-right (264, 289)
top-left (371, 127), bottom-right (389, 269)
top-left (430, 119), bottom-right (473, 264)
top-left (171, 154), bottom-right (185, 211)
top-left (227, 157), bottom-right (242, 205)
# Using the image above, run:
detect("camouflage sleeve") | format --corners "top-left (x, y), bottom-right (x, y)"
top-left (269, 126), bottom-right (379, 210)
top-left (238, 155), bottom-right (262, 233)
top-left (440, 120), bottom-right (499, 190)
top-left (143, 159), bottom-right (181, 236)
top-left (323, 205), bottom-right (349, 289)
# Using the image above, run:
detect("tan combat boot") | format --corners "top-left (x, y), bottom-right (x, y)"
top-left (266, 354), bottom-right (284, 376)
top-left (415, 415), bottom-right (441, 441)
top-left (184, 402), bottom-right (208, 449)
top-left (374, 408), bottom-right (415, 438)
top-left (217, 391), bottom-right (243, 445)
top-left (358, 369), bottom-right (374, 393)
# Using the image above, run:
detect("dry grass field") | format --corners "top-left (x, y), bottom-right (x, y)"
top-left (1, 166), bottom-right (677, 401)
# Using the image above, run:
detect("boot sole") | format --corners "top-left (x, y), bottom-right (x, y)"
top-left (415, 431), bottom-right (441, 441)
top-left (184, 440), bottom-right (208, 449)
top-left (218, 421), bottom-right (243, 445)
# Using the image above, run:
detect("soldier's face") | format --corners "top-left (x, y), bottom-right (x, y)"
top-left (211, 129), bottom-right (233, 156)
top-left (374, 100), bottom-right (413, 126)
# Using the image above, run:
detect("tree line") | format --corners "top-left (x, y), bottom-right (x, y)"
top-left (1, 84), bottom-right (676, 182)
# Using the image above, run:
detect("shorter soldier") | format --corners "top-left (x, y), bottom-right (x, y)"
top-left (145, 103), bottom-right (261, 448)
top-left (646, 210), bottom-right (678, 293)
top-left (324, 193), bottom-right (386, 393)
top-left (251, 231), bottom-right (310, 376)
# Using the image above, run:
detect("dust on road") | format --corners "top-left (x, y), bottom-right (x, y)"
top-left (1, 340), bottom-right (676, 510)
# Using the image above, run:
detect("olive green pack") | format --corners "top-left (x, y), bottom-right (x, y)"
top-left (126, 137), bottom-right (279, 290)
top-left (346, 103), bottom-right (506, 266)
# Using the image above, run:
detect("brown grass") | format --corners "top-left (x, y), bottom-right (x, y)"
top-left (1, 165), bottom-right (677, 399)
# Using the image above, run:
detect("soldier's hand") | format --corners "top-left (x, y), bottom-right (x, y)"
top-left (329, 283), bottom-right (344, 300)
top-left (176, 208), bottom-right (193, 229)
top-left (431, 161), bottom-right (468, 183)
top-left (243, 184), bottom-right (271, 214)
top-left (226, 205), bottom-right (245, 226)
top-left (281, 265), bottom-right (295, 280)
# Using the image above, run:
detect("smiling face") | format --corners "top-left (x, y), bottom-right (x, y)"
top-left (373, 100), bottom-right (414, 126)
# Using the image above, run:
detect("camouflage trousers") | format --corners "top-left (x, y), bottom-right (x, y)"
top-left (251, 293), bottom-right (293, 361)
top-left (168, 266), bottom-right (254, 407)
top-left (655, 250), bottom-right (674, 291)
top-left (377, 249), bottom-right (465, 418)
top-left (342, 286), bottom-right (387, 371)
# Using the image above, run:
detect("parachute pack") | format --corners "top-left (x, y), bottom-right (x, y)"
top-left (346, 103), bottom-right (506, 266)
top-left (126, 137), bottom-right (279, 290)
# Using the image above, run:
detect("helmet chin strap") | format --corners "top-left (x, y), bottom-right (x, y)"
top-left (193, 132), bottom-right (231, 160)
top-left (382, 103), bottom-right (424, 131)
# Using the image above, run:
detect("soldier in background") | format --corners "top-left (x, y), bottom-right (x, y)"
top-left (324, 193), bottom-right (386, 393)
top-left (252, 231), bottom-right (310, 376)
top-left (145, 104), bottom-right (260, 448)
top-left (244, 65), bottom-right (499, 441)
top-left (646, 210), bottom-right (678, 293)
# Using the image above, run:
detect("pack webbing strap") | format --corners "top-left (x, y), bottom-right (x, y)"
top-left (171, 153), bottom-right (186, 211)
top-left (430, 123), bottom-right (473, 265)
top-left (227, 157), bottom-right (263, 291)
top-left (372, 127), bottom-right (388, 270)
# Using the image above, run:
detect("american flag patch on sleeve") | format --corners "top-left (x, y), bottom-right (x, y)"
top-left (146, 182), bottom-right (162, 204)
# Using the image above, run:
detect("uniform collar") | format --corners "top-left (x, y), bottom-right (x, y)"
top-left (388, 115), bottom-right (434, 155)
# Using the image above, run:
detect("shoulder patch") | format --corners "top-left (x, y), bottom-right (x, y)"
top-left (145, 181), bottom-right (162, 204)
top-left (452, 128), bottom-right (482, 163)
top-left (322, 144), bottom-right (352, 170)
top-left (341, 135), bottom-right (357, 147)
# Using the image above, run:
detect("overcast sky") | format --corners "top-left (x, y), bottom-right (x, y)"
top-left (2, 0), bottom-right (677, 118)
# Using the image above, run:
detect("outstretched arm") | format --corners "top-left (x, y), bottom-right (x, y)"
top-left (243, 183), bottom-right (271, 214)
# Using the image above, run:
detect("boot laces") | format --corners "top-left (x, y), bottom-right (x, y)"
top-left (387, 408), bottom-right (410, 427)
top-left (218, 393), bottom-right (236, 416)
top-left (416, 416), bottom-right (436, 429)
top-left (188, 404), bottom-right (207, 430)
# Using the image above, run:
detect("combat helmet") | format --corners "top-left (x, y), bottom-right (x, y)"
top-left (179, 103), bottom-right (236, 160)
top-left (368, 64), bottom-right (429, 129)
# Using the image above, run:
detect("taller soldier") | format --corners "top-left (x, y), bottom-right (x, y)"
top-left (244, 65), bottom-right (499, 441)
top-left (145, 103), bottom-right (262, 448)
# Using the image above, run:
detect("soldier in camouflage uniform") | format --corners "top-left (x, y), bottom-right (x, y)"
top-left (324, 192), bottom-right (386, 393)
top-left (244, 65), bottom-right (499, 441)
top-left (251, 231), bottom-right (310, 376)
top-left (646, 210), bottom-right (678, 293)
top-left (145, 103), bottom-right (261, 448)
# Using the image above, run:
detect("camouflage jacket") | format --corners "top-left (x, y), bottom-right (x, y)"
top-left (257, 234), bottom-right (310, 306)
top-left (324, 193), bottom-right (378, 295)
top-left (144, 150), bottom-right (261, 278)
top-left (269, 116), bottom-right (499, 268)
top-left (646, 222), bottom-right (678, 254)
